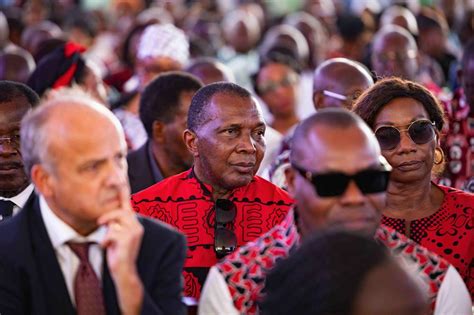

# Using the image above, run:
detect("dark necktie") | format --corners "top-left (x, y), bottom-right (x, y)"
top-left (0, 200), bottom-right (15, 221)
top-left (67, 242), bottom-right (106, 315)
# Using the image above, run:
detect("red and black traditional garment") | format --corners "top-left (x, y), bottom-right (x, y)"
top-left (131, 168), bottom-right (293, 299)
top-left (381, 184), bottom-right (474, 298)
top-left (210, 210), bottom-right (453, 314)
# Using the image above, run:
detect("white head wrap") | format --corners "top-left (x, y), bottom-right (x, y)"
top-left (137, 23), bottom-right (189, 66)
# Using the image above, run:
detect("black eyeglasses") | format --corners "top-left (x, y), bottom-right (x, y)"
top-left (214, 199), bottom-right (237, 259)
top-left (292, 163), bottom-right (391, 197)
top-left (374, 119), bottom-right (436, 151)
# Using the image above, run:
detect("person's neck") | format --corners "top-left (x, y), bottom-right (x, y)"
top-left (0, 181), bottom-right (29, 198)
top-left (384, 177), bottom-right (442, 220)
top-left (151, 142), bottom-right (188, 179)
top-left (193, 164), bottom-right (232, 200)
top-left (271, 114), bottom-right (299, 135)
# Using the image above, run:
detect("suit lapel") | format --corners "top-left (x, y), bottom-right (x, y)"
top-left (27, 196), bottom-right (76, 314)
top-left (102, 256), bottom-right (120, 315)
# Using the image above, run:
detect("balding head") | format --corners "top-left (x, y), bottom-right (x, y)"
top-left (22, 88), bottom-right (129, 235)
top-left (313, 58), bottom-right (373, 110)
top-left (21, 89), bottom-right (124, 176)
top-left (290, 108), bottom-right (380, 165)
top-left (0, 51), bottom-right (35, 83)
top-left (371, 25), bottom-right (419, 80)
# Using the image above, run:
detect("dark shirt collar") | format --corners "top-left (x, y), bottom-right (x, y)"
top-left (147, 140), bottom-right (164, 183)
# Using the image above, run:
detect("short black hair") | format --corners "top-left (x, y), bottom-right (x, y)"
top-left (290, 108), bottom-right (366, 163)
top-left (261, 231), bottom-right (389, 315)
top-left (0, 80), bottom-right (40, 107)
top-left (187, 82), bottom-right (252, 131)
top-left (139, 71), bottom-right (203, 137)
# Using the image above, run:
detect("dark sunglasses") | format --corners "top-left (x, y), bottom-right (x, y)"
top-left (214, 199), bottom-right (237, 259)
top-left (374, 119), bottom-right (436, 151)
top-left (292, 163), bottom-right (391, 197)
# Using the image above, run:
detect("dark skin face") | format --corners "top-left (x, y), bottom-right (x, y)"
top-left (287, 124), bottom-right (386, 238)
top-left (187, 63), bottom-right (228, 85)
top-left (372, 33), bottom-right (418, 80)
top-left (0, 97), bottom-right (31, 197)
top-left (184, 93), bottom-right (266, 199)
top-left (373, 98), bottom-right (437, 185)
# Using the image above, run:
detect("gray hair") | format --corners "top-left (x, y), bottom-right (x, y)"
top-left (21, 87), bottom-right (121, 177)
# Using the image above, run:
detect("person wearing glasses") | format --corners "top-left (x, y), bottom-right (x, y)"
top-left (199, 109), bottom-right (471, 315)
top-left (131, 82), bottom-right (294, 302)
top-left (252, 47), bottom-right (301, 136)
top-left (0, 81), bottom-right (39, 221)
top-left (353, 77), bottom-right (474, 299)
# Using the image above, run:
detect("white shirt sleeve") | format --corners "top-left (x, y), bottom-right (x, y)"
top-left (434, 265), bottom-right (472, 315)
top-left (198, 266), bottom-right (239, 315)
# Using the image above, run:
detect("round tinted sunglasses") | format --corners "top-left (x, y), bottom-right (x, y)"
top-left (374, 119), bottom-right (436, 151)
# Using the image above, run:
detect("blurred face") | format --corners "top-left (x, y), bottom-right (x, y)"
top-left (257, 62), bottom-right (299, 118)
top-left (37, 110), bottom-right (129, 234)
top-left (0, 97), bottom-right (31, 197)
top-left (188, 64), bottom-right (228, 85)
top-left (373, 98), bottom-right (436, 184)
top-left (288, 125), bottom-right (386, 237)
top-left (191, 93), bottom-right (266, 192)
top-left (372, 35), bottom-right (418, 80)
top-left (136, 56), bottom-right (182, 90)
top-left (162, 90), bottom-right (195, 170)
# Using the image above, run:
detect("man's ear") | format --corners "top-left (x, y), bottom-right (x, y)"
top-left (31, 164), bottom-right (54, 198)
top-left (313, 91), bottom-right (323, 110)
top-left (183, 129), bottom-right (199, 157)
top-left (152, 120), bottom-right (165, 143)
top-left (284, 165), bottom-right (296, 196)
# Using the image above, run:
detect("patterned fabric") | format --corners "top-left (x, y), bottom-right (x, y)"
top-left (113, 108), bottom-right (147, 151)
top-left (131, 169), bottom-right (293, 299)
top-left (216, 210), bottom-right (451, 315)
top-left (439, 88), bottom-right (474, 192)
top-left (381, 184), bottom-right (473, 299)
top-left (375, 225), bottom-right (450, 306)
top-left (137, 24), bottom-right (189, 66)
top-left (67, 242), bottom-right (106, 315)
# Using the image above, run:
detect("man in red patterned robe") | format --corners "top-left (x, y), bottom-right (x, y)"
top-left (131, 82), bottom-right (293, 301)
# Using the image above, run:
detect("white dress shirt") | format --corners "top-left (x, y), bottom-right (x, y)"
top-left (39, 196), bottom-right (107, 306)
top-left (0, 184), bottom-right (34, 215)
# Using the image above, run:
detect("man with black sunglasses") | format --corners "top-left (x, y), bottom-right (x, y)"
top-left (131, 82), bottom-right (294, 303)
top-left (199, 109), bottom-right (471, 315)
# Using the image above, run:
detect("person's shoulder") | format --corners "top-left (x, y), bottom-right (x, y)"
top-left (132, 169), bottom-right (192, 201)
top-left (438, 184), bottom-right (474, 205)
top-left (126, 143), bottom-right (147, 163)
top-left (138, 214), bottom-right (185, 243)
top-left (217, 220), bottom-right (290, 274)
top-left (249, 176), bottom-right (294, 203)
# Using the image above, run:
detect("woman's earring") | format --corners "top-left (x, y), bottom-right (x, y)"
top-left (434, 147), bottom-right (445, 165)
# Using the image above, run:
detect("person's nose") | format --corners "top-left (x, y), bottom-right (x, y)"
top-left (0, 138), bottom-right (19, 156)
top-left (236, 132), bottom-right (257, 154)
top-left (105, 159), bottom-right (127, 187)
top-left (339, 180), bottom-right (365, 206)
top-left (396, 130), bottom-right (417, 154)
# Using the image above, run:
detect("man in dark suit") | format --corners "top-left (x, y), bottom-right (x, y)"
top-left (127, 72), bottom-right (203, 193)
top-left (0, 89), bottom-right (187, 315)
top-left (0, 81), bottom-right (39, 221)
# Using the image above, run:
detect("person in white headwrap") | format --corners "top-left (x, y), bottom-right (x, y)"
top-left (114, 23), bottom-right (190, 151)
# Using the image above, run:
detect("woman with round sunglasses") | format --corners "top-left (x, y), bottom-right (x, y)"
top-left (353, 77), bottom-right (473, 298)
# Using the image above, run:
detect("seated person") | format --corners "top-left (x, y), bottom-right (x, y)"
top-left (199, 109), bottom-right (471, 315)
top-left (0, 89), bottom-right (187, 315)
top-left (131, 82), bottom-right (294, 300)
top-left (127, 72), bottom-right (203, 193)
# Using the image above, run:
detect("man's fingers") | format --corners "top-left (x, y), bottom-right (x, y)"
top-left (97, 209), bottom-right (135, 226)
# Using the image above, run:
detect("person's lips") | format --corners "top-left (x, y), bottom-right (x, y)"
top-left (397, 160), bottom-right (423, 171)
top-left (0, 162), bottom-right (22, 170)
top-left (231, 162), bottom-right (255, 174)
